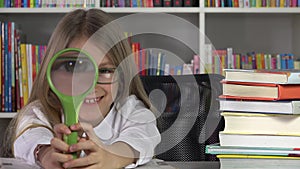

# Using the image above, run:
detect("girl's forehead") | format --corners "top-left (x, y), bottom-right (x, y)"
top-left (98, 56), bottom-right (114, 67)
top-left (67, 37), bottom-right (115, 66)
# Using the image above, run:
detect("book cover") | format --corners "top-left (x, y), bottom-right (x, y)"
top-left (20, 43), bottom-right (28, 106)
top-left (1, 22), bottom-right (4, 111)
top-left (217, 154), bottom-right (300, 169)
top-left (221, 112), bottom-right (300, 135)
top-left (224, 69), bottom-right (300, 84)
top-left (172, 0), bottom-right (182, 6)
top-left (183, 0), bottom-right (192, 6)
top-left (206, 143), bottom-right (300, 156)
top-left (31, 45), bottom-right (36, 83)
top-left (219, 99), bottom-right (300, 114)
top-left (26, 44), bottom-right (32, 96)
top-left (163, 0), bottom-right (172, 6)
top-left (4, 21), bottom-right (9, 112)
top-left (153, 0), bottom-right (162, 6)
top-left (221, 81), bottom-right (300, 100)
top-left (218, 154), bottom-right (300, 159)
top-left (14, 29), bottom-right (21, 112)
top-left (219, 132), bottom-right (300, 148)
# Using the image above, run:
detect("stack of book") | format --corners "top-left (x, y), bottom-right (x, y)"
top-left (206, 69), bottom-right (300, 169)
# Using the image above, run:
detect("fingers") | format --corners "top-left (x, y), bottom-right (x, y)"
top-left (69, 140), bottom-right (99, 153)
top-left (70, 123), bottom-right (94, 137)
top-left (53, 124), bottom-right (71, 140)
top-left (63, 139), bottom-right (98, 168)
top-left (70, 123), bottom-right (103, 146)
top-left (51, 151), bottom-right (74, 163)
top-left (63, 154), bottom-right (98, 169)
top-left (51, 137), bottom-right (70, 152)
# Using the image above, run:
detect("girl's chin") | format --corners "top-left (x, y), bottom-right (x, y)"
top-left (78, 109), bottom-right (104, 126)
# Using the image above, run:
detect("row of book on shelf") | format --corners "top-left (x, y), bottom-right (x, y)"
top-left (0, 0), bottom-right (95, 7)
top-left (0, 0), bottom-right (196, 7)
top-left (203, 45), bottom-right (297, 75)
top-left (131, 42), bottom-right (197, 76)
top-left (205, 0), bottom-right (300, 7)
top-left (100, 0), bottom-right (196, 7)
top-left (1, 21), bottom-right (47, 112)
top-left (206, 69), bottom-right (300, 168)
top-left (131, 42), bottom-right (298, 76)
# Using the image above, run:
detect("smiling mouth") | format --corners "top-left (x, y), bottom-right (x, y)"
top-left (84, 96), bottom-right (103, 104)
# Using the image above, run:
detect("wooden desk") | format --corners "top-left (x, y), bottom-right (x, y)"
top-left (167, 161), bottom-right (220, 169)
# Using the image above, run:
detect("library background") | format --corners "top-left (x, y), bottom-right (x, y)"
top-left (1, 0), bottom-right (300, 166)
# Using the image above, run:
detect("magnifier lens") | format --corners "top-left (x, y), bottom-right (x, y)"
top-left (50, 51), bottom-right (96, 96)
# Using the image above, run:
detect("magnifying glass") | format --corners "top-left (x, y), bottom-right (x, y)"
top-left (46, 48), bottom-right (98, 158)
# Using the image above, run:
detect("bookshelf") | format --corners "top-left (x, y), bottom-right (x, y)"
top-left (1, 6), bottom-right (300, 115)
top-left (0, 112), bottom-right (17, 118)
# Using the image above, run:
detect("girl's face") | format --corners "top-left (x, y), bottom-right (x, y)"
top-left (68, 37), bottom-right (118, 127)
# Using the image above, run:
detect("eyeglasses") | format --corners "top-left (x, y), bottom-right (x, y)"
top-left (97, 68), bottom-right (118, 84)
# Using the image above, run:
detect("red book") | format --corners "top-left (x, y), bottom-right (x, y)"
top-left (31, 45), bottom-right (36, 82)
top-left (172, 0), bottom-right (182, 6)
top-left (153, 0), bottom-right (162, 6)
top-left (220, 80), bottom-right (300, 101)
top-left (183, 0), bottom-right (192, 6)
top-left (163, 0), bottom-right (172, 6)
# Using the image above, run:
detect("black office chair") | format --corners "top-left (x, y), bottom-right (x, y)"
top-left (140, 74), bottom-right (224, 161)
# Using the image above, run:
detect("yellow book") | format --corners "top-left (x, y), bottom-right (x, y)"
top-left (235, 54), bottom-right (240, 69)
top-left (294, 60), bottom-right (300, 70)
top-left (30, 0), bottom-right (34, 7)
top-left (256, 0), bottom-right (262, 7)
top-left (280, 0), bottom-right (284, 7)
top-left (20, 44), bottom-right (28, 106)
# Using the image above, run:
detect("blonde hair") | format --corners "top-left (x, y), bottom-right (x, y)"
top-left (1, 8), bottom-right (151, 157)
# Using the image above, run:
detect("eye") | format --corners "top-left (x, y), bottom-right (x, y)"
top-left (52, 57), bottom-right (94, 73)
top-left (98, 68), bottom-right (115, 74)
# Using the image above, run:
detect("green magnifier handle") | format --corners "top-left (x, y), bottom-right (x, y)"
top-left (46, 48), bottom-right (98, 159)
top-left (60, 95), bottom-right (83, 159)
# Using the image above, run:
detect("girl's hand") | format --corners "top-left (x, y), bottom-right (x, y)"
top-left (62, 123), bottom-right (113, 169)
top-left (62, 123), bottom-right (137, 169)
top-left (39, 124), bottom-right (74, 169)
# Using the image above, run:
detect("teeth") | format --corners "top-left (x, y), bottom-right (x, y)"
top-left (84, 97), bottom-right (100, 104)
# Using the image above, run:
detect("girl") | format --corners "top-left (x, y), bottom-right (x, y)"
top-left (2, 8), bottom-right (161, 169)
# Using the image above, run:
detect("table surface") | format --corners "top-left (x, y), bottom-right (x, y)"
top-left (0, 158), bottom-right (221, 169)
top-left (166, 161), bottom-right (220, 169)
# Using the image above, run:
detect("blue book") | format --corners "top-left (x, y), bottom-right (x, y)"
top-left (288, 53), bottom-right (294, 69)
top-left (132, 0), bottom-right (138, 7)
top-left (280, 54), bottom-right (287, 69)
top-left (4, 22), bottom-right (8, 112)
top-left (160, 53), bottom-right (166, 76)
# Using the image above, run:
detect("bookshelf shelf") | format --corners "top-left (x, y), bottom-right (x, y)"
top-left (0, 113), bottom-right (17, 118)
top-left (4, 7), bottom-right (300, 14)
top-left (0, 7), bottom-right (200, 13)
top-left (1, 6), bottom-right (300, 116)
top-left (204, 7), bottom-right (300, 13)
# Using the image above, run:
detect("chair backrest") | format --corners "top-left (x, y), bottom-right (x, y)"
top-left (140, 74), bottom-right (224, 161)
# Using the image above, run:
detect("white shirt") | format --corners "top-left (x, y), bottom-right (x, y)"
top-left (14, 95), bottom-right (161, 168)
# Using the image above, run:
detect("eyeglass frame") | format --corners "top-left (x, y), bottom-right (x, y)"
top-left (97, 67), bottom-right (119, 84)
